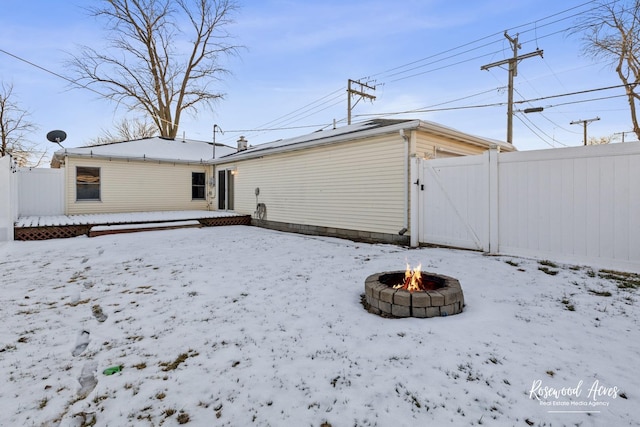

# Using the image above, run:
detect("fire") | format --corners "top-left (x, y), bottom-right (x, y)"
top-left (394, 263), bottom-right (423, 292)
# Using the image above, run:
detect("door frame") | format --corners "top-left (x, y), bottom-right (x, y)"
top-left (217, 168), bottom-right (235, 210)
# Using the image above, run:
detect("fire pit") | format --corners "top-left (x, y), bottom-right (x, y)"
top-left (364, 264), bottom-right (464, 318)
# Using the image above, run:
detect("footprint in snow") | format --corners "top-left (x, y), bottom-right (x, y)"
top-left (92, 304), bottom-right (108, 323)
top-left (72, 330), bottom-right (90, 356)
top-left (77, 361), bottom-right (98, 398)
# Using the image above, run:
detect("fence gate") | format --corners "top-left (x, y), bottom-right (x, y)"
top-left (419, 154), bottom-right (491, 251)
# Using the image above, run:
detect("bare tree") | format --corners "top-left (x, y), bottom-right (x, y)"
top-left (588, 134), bottom-right (616, 145)
top-left (90, 117), bottom-right (158, 145)
top-left (69, 0), bottom-right (240, 139)
top-left (572, 0), bottom-right (640, 140)
top-left (0, 82), bottom-right (39, 164)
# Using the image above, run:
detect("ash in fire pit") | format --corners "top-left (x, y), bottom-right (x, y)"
top-left (364, 265), bottom-right (464, 318)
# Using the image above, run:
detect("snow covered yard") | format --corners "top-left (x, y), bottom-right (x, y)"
top-left (0, 225), bottom-right (638, 427)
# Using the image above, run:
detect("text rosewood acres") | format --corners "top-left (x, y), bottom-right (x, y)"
top-left (529, 379), bottom-right (619, 405)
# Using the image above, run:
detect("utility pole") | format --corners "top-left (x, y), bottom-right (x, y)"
top-left (347, 79), bottom-right (376, 125)
top-left (613, 130), bottom-right (635, 143)
top-left (570, 117), bottom-right (600, 145)
top-left (480, 32), bottom-right (543, 144)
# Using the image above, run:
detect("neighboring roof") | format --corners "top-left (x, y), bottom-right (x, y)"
top-left (213, 118), bottom-right (513, 163)
top-left (51, 137), bottom-right (236, 167)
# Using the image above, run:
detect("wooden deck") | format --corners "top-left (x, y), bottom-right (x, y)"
top-left (14, 211), bottom-right (251, 241)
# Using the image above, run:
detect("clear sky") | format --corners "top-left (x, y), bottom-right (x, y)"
top-left (0, 0), bottom-right (635, 163)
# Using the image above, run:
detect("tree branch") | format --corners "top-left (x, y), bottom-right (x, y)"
top-left (68, 0), bottom-right (241, 139)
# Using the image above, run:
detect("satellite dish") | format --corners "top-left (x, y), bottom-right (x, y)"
top-left (47, 130), bottom-right (67, 144)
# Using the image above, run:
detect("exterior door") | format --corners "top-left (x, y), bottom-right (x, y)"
top-left (217, 169), bottom-right (234, 210)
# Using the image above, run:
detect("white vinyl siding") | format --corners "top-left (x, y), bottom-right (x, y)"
top-left (414, 133), bottom-right (492, 159)
top-left (218, 135), bottom-right (406, 235)
top-left (64, 157), bottom-right (209, 214)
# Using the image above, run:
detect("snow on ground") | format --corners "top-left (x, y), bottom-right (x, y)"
top-left (0, 226), bottom-right (638, 427)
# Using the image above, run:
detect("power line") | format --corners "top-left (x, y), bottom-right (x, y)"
top-left (387, 50), bottom-right (503, 84)
top-left (196, 0), bottom-right (627, 143)
top-left (1, 40), bottom-right (353, 145)
top-left (513, 83), bottom-right (631, 105)
top-left (355, 101), bottom-right (507, 118)
top-left (1, 45), bottom-right (345, 140)
top-left (251, 87), bottom-right (345, 130)
top-left (425, 87), bottom-right (506, 109)
top-left (513, 85), bottom-right (575, 138)
top-left (221, 123), bottom-right (333, 133)
top-left (2, 1), bottom-right (623, 147)
top-left (370, 34), bottom-right (505, 81)
top-left (0, 47), bottom-right (178, 129)
top-left (515, 113), bottom-right (566, 147)
top-left (0, 48), bottom-right (102, 97)
top-left (546, 93), bottom-right (627, 108)
top-left (217, 93), bottom-right (346, 143)
top-left (217, 89), bottom-right (346, 144)
top-left (365, 1), bottom-right (600, 86)
top-left (354, 83), bottom-right (631, 118)
top-left (531, 108), bottom-right (581, 134)
top-left (218, 65), bottom-right (624, 146)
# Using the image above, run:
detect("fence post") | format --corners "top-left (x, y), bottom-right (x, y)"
top-left (0, 156), bottom-right (16, 241)
top-left (410, 155), bottom-right (420, 247)
top-left (488, 146), bottom-right (499, 253)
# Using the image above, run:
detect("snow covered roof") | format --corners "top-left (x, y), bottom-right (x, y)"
top-left (51, 136), bottom-right (236, 167)
top-left (213, 118), bottom-right (513, 163)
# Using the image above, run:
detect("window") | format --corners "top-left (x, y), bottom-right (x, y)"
top-left (192, 172), bottom-right (206, 200)
top-left (76, 167), bottom-right (100, 200)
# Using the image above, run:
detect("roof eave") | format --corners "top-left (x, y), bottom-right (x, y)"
top-left (213, 119), bottom-right (512, 164)
top-left (212, 120), bottom-right (423, 164)
top-left (416, 121), bottom-right (515, 151)
top-left (50, 151), bottom-right (213, 165)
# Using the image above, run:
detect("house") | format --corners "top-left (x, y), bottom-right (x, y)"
top-left (213, 118), bottom-right (515, 245)
top-left (51, 137), bottom-right (235, 214)
top-left (46, 120), bottom-right (513, 245)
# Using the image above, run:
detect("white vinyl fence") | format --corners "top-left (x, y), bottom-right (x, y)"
top-left (0, 162), bottom-right (65, 241)
top-left (419, 142), bottom-right (640, 273)
top-left (0, 156), bottom-right (18, 241)
top-left (17, 167), bottom-right (65, 216)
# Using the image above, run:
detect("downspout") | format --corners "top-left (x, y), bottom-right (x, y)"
top-left (207, 165), bottom-right (213, 211)
top-left (210, 164), bottom-right (216, 211)
top-left (399, 129), bottom-right (410, 239)
top-left (64, 154), bottom-right (69, 215)
top-left (409, 151), bottom-right (420, 247)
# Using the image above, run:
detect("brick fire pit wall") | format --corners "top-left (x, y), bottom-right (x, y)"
top-left (364, 271), bottom-right (464, 318)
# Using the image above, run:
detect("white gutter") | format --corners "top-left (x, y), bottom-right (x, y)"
top-left (52, 150), bottom-right (212, 166)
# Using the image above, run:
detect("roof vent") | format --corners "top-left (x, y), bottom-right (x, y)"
top-left (237, 136), bottom-right (248, 151)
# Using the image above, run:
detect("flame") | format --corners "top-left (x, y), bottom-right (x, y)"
top-left (394, 263), bottom-right (423, 292)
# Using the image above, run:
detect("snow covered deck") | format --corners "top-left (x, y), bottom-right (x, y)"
top-left (15, 210), bottom-right (242, 227)
top-left (14, 211), bottom-right (251, 240)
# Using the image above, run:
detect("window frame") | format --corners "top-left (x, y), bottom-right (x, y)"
top-left (75, 166), bottom-right (101, 201)
top-left (192, 172), bottom-right (206, 200)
